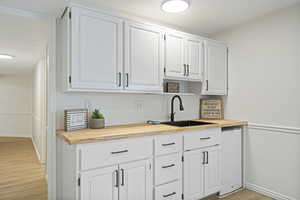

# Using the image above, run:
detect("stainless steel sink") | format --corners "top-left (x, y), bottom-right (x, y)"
top-left (161, 120), bottom-right (215, 127)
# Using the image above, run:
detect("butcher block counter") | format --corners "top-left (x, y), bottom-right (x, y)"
top-left (57, 119), bottom-right (247, 145)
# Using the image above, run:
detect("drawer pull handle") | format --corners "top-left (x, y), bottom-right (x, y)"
top-left (200, 137), bottom-right (211, 140)
top-left (162, 164), bottom-right (175, 169)
top-left (163, 192), bottom-right (176, 198)
top-left (162, 142), bottom-right (175, 146)
top-left (111, 150), bottom-right (128, 154)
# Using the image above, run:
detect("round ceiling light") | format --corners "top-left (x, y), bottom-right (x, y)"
top-left (0, 54), bottom-right (14, 60)
top-left (161, 0), bottom-right (190, 13)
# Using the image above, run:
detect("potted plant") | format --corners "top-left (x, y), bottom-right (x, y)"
top-left (89, 109), bottom-right (105, 129)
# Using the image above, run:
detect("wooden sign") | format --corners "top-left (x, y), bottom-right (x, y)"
top-left (200, 99), bottom-right (224, 120)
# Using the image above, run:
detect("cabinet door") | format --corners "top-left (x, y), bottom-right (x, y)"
top-left (124, 21), bottom-right (163, 92)
top-left (119, 159), bottom-right (152, 200)
top-left (204, 145), bottom-right (221, 196)
top-left (183, 149), bottom-right (205, 200)
top-left (70, 7), bottom-right (123, 90)
top-left (165, 32), bottom-right (185, 79)
top-left (186, 38), bottom-right (203, 81)
top-left (80, 166), bottom-right (118, 200)
top-left (202, 41), bottom-right (227, 95)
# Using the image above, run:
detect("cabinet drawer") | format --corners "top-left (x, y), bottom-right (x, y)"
top-left (155, 153), bottom-right (181, 186)
top-left (155, 181), bottom-right (181, 200)
top-left (155, 134), bottom-right (182, 156)
top-left (184, 128), bottom-right (221, 151)
top-left (79, 137), bottom-right (152, 170)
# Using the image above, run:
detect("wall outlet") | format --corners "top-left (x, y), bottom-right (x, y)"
top-left (135, 100), bottom-right (144, 112)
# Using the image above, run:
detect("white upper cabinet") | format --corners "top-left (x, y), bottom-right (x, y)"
top-left (68, 7), bottom-right (123, 91)
top-left (185, 37), bottom-right (204, 81)
top-left (202, 41), bottom-right (228, 95)
top-left (124, 21), bottom-right (163, 92)
top-left (60, 5), bottom-right (227, 94)
top-left (164, 32), bottom-right (185, 79)
top-left (164, 31), bottom-right (203, 81)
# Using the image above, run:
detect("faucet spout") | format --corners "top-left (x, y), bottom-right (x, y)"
top-left (170, 95), bottom-right (184, 122)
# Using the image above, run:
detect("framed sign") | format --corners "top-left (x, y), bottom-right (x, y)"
top-left (200, 99), bottom-right (224, 120)
top-left (64, 109), bottom-right (88, 131)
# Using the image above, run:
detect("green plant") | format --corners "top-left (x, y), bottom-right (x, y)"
top-left (91, 109), bottom-right (104, 119)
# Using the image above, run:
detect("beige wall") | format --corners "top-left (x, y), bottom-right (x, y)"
top-left (0, 74), bottom-right (33, 137)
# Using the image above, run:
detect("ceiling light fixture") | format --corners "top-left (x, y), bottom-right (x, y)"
top-left (0, 54), bottom-right (14, 60)
top-left (161, 0), bottom-right (190, 13)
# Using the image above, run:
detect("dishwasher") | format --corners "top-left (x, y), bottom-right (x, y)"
top-left (219, 127), bottom-right (243, 196)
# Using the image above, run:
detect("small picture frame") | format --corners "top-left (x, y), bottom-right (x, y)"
top-left (200, 99), bottom-right (224, 120)
top-left (64, 109), bottom-right (88, 131)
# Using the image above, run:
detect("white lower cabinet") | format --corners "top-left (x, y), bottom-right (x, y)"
top-left (204, 146), bottom-right (221, 196)
top-left (80, 159), bottom-right (152, 200)
top-left (155, 153), bottom-right (181, 186)
top-left (155, 181), bottom-right (182, 200)
top-left (119, 159), bottom-right (152, 200)
top-left (57, 128), bottom-right (237, 200)
top-left (183, 149), bottom-right (205, 200)
top-left (183, 145), bottom-right (221, 200)
top-left (80, 166), bottom-right (119, 200)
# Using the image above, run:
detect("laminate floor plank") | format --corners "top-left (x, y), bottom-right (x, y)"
top-left (0, 137), bottom-right (47, 200)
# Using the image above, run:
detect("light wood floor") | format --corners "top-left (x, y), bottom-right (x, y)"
top-left (203, 189), bottom-right (273, 200)
top-left (0, 137), bottom-right (47, 200)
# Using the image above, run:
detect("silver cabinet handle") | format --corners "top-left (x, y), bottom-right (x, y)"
top-left (121, 168), bottom-right (125, 186)
top-left (187, 64), bottom-right (190, 76)
top-left (200, 137), bottom-right (211, 140)
top-left (202, 151), bottom-right (206, 164)
top-left (114, 170), bottom-right (119, 187)
top-left (163, 192), bottom-right (176, 198)
top-left (118, 72), bottom-right (122, 87)
top-left (126, 73), bottom-right (129, 87)
top-left (162, 164), bottom-right (175, 169)
top-left (162, 142), bottom-right (175, 146)
top-left (111, 150), bottom-right (128, 154)
top-left (206, 151), bottom-right (209, 164)
top-left (183, 64), bottom-right (186, 76)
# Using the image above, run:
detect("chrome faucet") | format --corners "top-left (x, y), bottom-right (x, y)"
top-left (170, 95), bottom-right (184, 122)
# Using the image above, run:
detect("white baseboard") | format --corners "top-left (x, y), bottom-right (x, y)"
top-left (245, 183), bottom-right (296, 200)
top-left (32, 137), bottom-right (45, 164)
top-left (0, 133), bottom-right (32, 138)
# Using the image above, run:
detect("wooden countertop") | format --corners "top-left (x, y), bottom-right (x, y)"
top-left (57, 119), bottom-right (247, 145)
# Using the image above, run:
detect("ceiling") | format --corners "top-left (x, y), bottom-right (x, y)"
top-left (0, 13), bottom-right (48, 74)
top-left (0, 0), bottom-right (299, 35)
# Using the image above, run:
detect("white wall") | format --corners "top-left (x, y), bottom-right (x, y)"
top-left (0, 74), bottom-right (33, 137)
top-left (212, 4), bottom-right (300, 200)
top-left (56, 92), bottom-right (200, 129)
top-left (212, 4), bottom-right (300, 127)
top-left (32, 58), bottom-right (47, 163)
